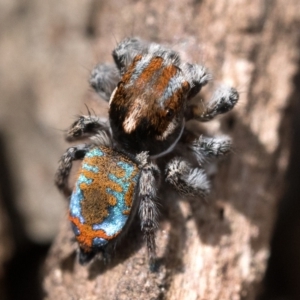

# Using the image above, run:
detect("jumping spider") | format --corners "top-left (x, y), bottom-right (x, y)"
top-left (55, 37), bottom-right (239, 266)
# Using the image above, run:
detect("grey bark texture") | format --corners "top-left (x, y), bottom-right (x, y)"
top-left (1, 0), bottom-right (300, 299)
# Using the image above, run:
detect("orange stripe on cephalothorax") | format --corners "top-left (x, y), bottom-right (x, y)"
top-left (122, 54), bottom-right (143, 85)
top-left (146, 81), bottom-right (190, 138)
top-left (152, 64), bottom-right (179, 96)
top-left (69, 214), bottom-right (121, 251)
top-left (134, 57), bottom-right (164, 88)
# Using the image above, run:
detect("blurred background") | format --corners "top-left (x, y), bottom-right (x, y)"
top-left (0, 0), bottom-right (299, 299)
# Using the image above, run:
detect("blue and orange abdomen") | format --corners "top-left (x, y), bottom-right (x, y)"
top-left (69, 146), bottom-right (140, 253)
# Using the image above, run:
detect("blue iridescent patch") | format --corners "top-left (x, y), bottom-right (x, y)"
top-left (93, 237), bottom-right (107, 247)
top-left (71, 222), bottom-right (80, 236)
top-left (70, 174), bottom-right (93, 223)
top-left (82, 163), bottom-right (99, 173)
top-left (86, 148), bottom-right (104, 158)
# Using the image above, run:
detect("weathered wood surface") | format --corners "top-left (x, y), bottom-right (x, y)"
top-left (45, 1), bottom-right (299, 300)
top-left (44, 1), bottom-right (300, 299)
top-left (18, 0), bottom-right (298, 299)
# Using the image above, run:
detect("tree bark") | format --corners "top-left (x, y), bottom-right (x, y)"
top-left (43, 0), bottom-right (300, 299)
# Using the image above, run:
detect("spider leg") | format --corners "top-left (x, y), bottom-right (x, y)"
top-left (189, 135), bottom-right (232, 165)
top-left (65, 114), bottom-right (110, 142)
top-left (89, 63), bottom-right (120, 101)
top-left (112, 37), bottom-right (148, 75)
top-left (165, 158), bottom-right (210, 199)
top-left (186, 85), bottom-right (239, 122)
top-left (55, 144), bottom-right (90, 195)
top-left (181, 62), bottom-right (211, 100)
top-left (137, 155), bottom-right (160, 266)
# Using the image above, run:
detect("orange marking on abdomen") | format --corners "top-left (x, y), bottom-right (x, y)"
top-left (69, 214), bottom-right (120, 251)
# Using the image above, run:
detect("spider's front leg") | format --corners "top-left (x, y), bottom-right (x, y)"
top-left (90, 38), bottom-right (148, 101)
top-left (182, 62), bottom-right (211, 100)
top-left (55, 144), bottom-right (90, 196)
top-left (65, 114), bottom-right (110, 142)
top-left (182, 63), bottom-right (239, 122)
top-left (186, 85), bottom-right (239, 122)
top-left (89, 63), bottom-right (120, 101)
top-left (137, 153), bottom-right (160, 266)
top-left (165, 158), bottom-right (210, 199)
top-left (112, 37), bottom-right (148, 75)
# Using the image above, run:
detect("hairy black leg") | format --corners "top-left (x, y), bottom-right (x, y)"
top-left (189, 135), bottom-right (232, 164)
top-left (181, 62), bottom-right (211, 99)
top-left (137, 157), bottom-right (160, 266)
top-left (112, 37), bottom-right (147, 75)
top-left (165, 158), bottom-right (210, 199)
top-left (186, 85), bottom-right (239, 121)
top-left (55, 144), bottom-right (89, 195)
top-left (89, 63), bottom-right (120, 101)
top-left (65, 114), bottom-right (110, 142)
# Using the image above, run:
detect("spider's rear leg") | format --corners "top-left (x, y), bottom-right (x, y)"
top-left (189, 135), bottom-right (232, 165)
top-left (66, 115), bottom-right (110, 142)
top-left (89, 63), bottom-right (120, 101)
top-left (137, 154), bottom-right (160, 267)
top-left (165, 158), bottom-right (210, 199)
top-left (55, 144), bottom-right (89, 196)
top-left (186, 85), bottom-right (239, 122)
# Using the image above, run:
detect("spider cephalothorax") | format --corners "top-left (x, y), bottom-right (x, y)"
top-left (55, 37), bottom-right (239, 266)
top-left (109, 48), bottom-right (190, 156)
